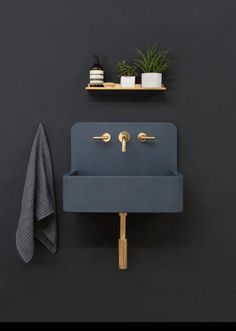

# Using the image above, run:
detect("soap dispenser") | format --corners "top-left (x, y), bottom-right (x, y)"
top-left (89, 55), bottom-right (104, 87)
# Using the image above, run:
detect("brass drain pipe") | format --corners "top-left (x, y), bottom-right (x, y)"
top-left (119, 212), bottom-right (127, 270)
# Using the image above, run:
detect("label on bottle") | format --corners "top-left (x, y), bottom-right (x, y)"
top-left (90, 70), bottom-right (104, 75)
top-left (90, 69), bottom-right (104, 86)
top-left (90, 81), bottom-right (104, 85)
top-left (90, 74), bottom-right (104, 79)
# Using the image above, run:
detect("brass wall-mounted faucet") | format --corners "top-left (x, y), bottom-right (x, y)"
top-left (118, 131), bottom-right (130, 152)
top-left (93, 131), bottom-right (156, 149)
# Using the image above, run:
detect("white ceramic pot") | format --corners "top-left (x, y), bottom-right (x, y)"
top-left (120, 76), bottom-right (135, 88)
top-left (141, 73), bottom-right (162, 88)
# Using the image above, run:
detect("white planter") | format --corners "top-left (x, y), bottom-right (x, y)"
top-left (141, 73), bottom-right (162, 88)
top-left (120, 76), bottom-right (135, 88)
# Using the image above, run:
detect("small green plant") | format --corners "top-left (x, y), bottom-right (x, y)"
top-left (134, 44), bottom-right (172, 73)
top-left (117, 60), bottom-right (137, 77)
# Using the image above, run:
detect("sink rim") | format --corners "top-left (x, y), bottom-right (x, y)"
top-left (65, 169), bottom-right (182, 178)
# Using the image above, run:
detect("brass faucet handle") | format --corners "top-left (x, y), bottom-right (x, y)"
top-left (137, 132), bottom-right (156, 143)
top-left (93, 132), bottom-right (111, 142)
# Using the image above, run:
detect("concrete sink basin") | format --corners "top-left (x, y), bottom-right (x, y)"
top-left (63, 122), bottom-right (183, 269)
top-left (63, 170), bottom-right (182, 213)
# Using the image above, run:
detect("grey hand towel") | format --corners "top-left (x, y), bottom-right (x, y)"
top-left (16, 123), bottom-right (57, 262)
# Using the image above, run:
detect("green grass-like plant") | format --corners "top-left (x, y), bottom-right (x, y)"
top-left (134, 44), bottom-right (172, 73)
top-left (117, 60), bottom-right (137, 77)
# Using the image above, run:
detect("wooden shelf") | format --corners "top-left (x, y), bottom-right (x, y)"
top-left (85, 84), bottom-right (166, 91)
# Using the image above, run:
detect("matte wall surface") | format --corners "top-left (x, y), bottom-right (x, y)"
top-left (0, 0), bottom-right (236, 322)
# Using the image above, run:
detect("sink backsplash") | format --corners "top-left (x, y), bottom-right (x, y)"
top-left (71, 122), bottom-right (178, 176)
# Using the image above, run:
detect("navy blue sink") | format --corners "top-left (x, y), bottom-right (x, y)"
top-left (63, 122), bottom-right (183, 213)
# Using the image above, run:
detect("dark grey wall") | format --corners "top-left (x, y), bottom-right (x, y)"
top-left (0, 0), bottom-right (236, 322)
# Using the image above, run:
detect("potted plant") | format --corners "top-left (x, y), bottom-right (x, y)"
top-left (135, 44), bottom-right (172, 88)
top-left (117, 60), bottom-right (137, 88)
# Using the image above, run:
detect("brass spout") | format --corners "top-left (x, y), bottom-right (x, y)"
top-left (118, 131), bottom-right (130, 153)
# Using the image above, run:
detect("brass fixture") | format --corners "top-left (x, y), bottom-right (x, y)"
top-left (93, 132), bottom-right (111, 142)
top-left (137, 132), bottom-right (156, 143)
top-left (119, 212), bottom-right (127, 270)
top-left (118, 131), bottom-right (130, 152)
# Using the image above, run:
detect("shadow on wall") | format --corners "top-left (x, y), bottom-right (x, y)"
top-left (62, 179), bottom-right (208, 253)
top-left (64, 211), bottom-right (190, 249)
top-left (86, 91), bottom-right (169, 103)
